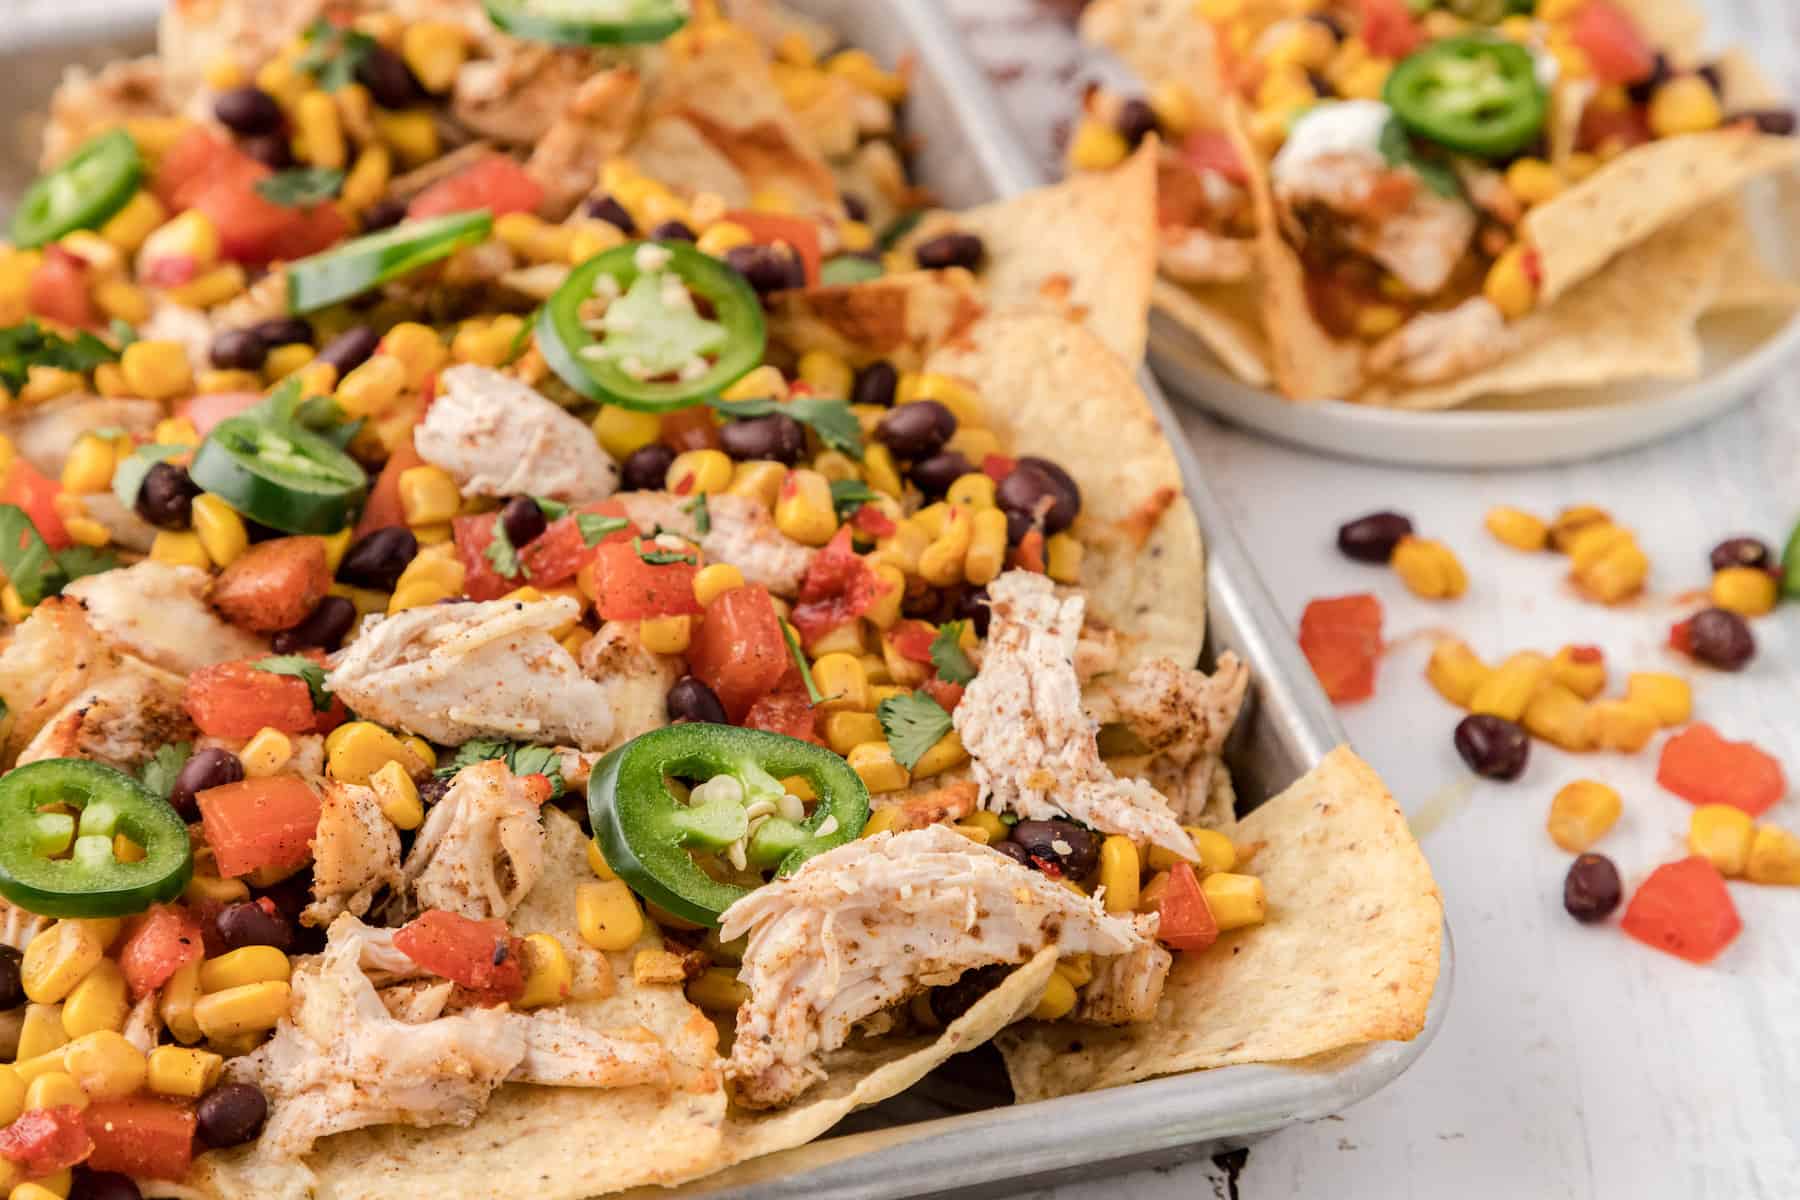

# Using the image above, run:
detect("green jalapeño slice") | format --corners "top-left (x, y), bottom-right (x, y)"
top-left (10, 129), bottom-right (143, 249)
top-left (483, 0), bottom-right (690, 46)
top-left (286, 210), bottom-right (494, 313)
top-left (190, 415), bottom-right (368, 534)
top-left (1384, 37), bottom-right (1547, 158)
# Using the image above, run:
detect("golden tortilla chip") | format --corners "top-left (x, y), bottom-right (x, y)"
top-left (1080, 0), bottom-right (1227, 121)
top-left (997, 747), bottom-right (1443, 1101)
top-left (627, 116), bottom-right (755, 207)
top-left (1617, 0), bottom-right (1706, 60)
top-left (1152, 279), bottom-right (1274, 389)
top-left (1707, 184), bottom-right (1800, 314)
top-left (925, 314), bottom-right (1205, 671)
top-left (766, 270), bottom-right (987, 370)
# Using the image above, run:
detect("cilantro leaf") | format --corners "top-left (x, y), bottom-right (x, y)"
top-left (112, 443), bottom-right (187, 510)
top-left (255, 167), bottom-right (345, 208)
top-left (633, 534), bottom-right (696, 566)
top-left (54, 545), bottom-right (119, 585)
top-left (577, 513), bottom-right (629, 546)
top-left (930, 620), bottom-right (976, 686)
top-left (828, 479), bottom-right (879, 524)
top-left (253, 655), bottom-right (332, 712)
top-left (534, 497), bottom-right (569, 521)
top-left (138, 742), bottom-right (193, 801)
top-left (0, 504), bottom-right (67, 606)
top-left (0, 321), bottom-right (122, 395)
top-left (486, 519), bottom-right (525, 580)
top-left (877, 691), bottom-right (954, 771)
top-left (296, 19), bottom-right (376, 92)
top-left (779, 620), bottom-right (826, 706)
top-left (683, 493), bottom-right (711, 535)
top-left (710, 396), bottom-right (862, 459)
top-left (292, 394), bottom-right (362, 450)
top-left (584, 270), bottom-right (728, 380)
top-left (878, 210), bottom-right (925, 252)
top-left (1378, 119), bottom-right (1461, 199)
top-left (437, 738), bottom-right (565, 798)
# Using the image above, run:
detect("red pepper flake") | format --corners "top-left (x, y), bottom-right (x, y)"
top-left (1656, 723), bottom-right (1786, 816)
top-left (889, 619), bottom-right (937, 665)
top-left (922, 678), bottom-right (964, 713)
top-left (0, 1106), bottom-right (94, 1178)
top-left (1011, 529), bottom-right (1046, 574)
top-left (982, 454), bottom-right (1017, 482)
top-left (1298, 594), bottom-right (1383, 704)
top-left (1620, 856), bottom-right (1742, 965)
top-left (850, 504), bottom-right (896, 539)
top-left (790, 526), bottom-right (893, 647)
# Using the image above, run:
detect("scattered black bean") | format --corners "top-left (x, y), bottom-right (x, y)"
top-left (134, 462), bottom-right (202, 530)
top-left (214, 899), bottom-right (293, 953)
top-left (719, 413), bottom-right (807, 465)
top-left (913, 232), bottom-right (985, 271)
top-left (70, 1169), bottom-right (142, 1200)
top-left (1563, 853), bottom-right (1623, 923)
top-left (1709, 537), bottom-right (1774, 573)
top-left (271, 595), bottom-right (358, 653)
top-left (992, 840), bottom-right (1032, 868)
top-left (0, 946), bottom-right (22, 1010)
top-left (250, 316), bottom-right (313, 349)
top-left (213, 86), bottom-right (284, 137)
top-left (238, 133), bottom-right (294, 170)
top-left (499, 495), bottom-right (548, 548)
top-left (908, 451), bottom-right (973, 499)
top-left (196, 1083), bottom-right (269, 1149)
top-left (851, 361), bottom-right (898, 408)
top-left (875, 400), bottom-right (956, 460)
top-left (1730, 108), bottom-right (1797, 136)
top-left (209, 328), bottom-right (269, 372)
top-left (1008, 819), bottom-right (1101, 878)
top-left (952, 582), bottom-right (992, 637)
top-left (360, 197), bottom-right (407, 232)
top-left (1453, 714), bottom-right (1530, 781)
top-left (1305, 11), bottom-right (1346, 40)
top-left (170, 748), bottom-right (245, 822)
top-left (666, 677), bottom-right (728, 725)
top-left (1627, 52), bottom-right (1673, 104)
top-left (650, 220), bottom-right (697, 242)
top-left (928, 963), bottom-right (1010, 1026)
top-left (316, 326), bottom-right (380, 375)
top-left (841, 192), bottom-right (869, 223)
top-left (1114, 98), bottom-right (1159, 146)
top-left (1336, 511), bottom-right (1414, 563)
top-left (1694, 62), bottom-right (1724, 96)
top-left (355, 45), bottom-right (425, 109)
top-left (725, 244), bottom-right (805, 294)
top-left (418, 775), bottom-right (452, 807)
top-left (585, 194), bottom-right (637, 234)
top-left (338, 526), bottom-right (418, 592)
top-left (997, 457), bottom-right (1081, 536)
top-left (620, 443), bottom-right (678, 492)
top-left (1685, 607), bottom-right (1756, 670)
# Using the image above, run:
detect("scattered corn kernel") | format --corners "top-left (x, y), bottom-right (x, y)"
top-left (24, 1071), bottom-right (86, 1113)
top-left (23, 922), bottom-right (109, 1006)
top-left (1549, 645), bottom-right (1607, 700)
top-left (1648, 74), bottom-right (1723, 138)
top-left (200, 946), bottom-right (291, 995)
top-left (1098, 836), bottom-right (1140, 914)
top-left (577, 881), bottom-right (644, 952)
top-left (1746, 824), bottom-right (1800, 886)
top-left (666, 449), bottom-right (733, 497)
top-left (326, 721), bottom-right (423, 786)
top-left (910, 731), bottom-right (969, 781)
top-left (1031, 970), bottom-right (1077, 1021)
top-left (192, 981), bottom-right (292, 1039)
top-left (120, 340), bottom-right (194, 402)
top-left (639, 614), bottom-right (693, 655)
top-left (1469, 652), bottom-right (1549, 722)
top-left (516, 934), bottom-right (573, 1009)
top-left (685, 967), bottom-right (748, 1013)
top-left (1200, 872), bottom-right (1267, 931)
top-left (1522, 682), bottom-right (1595, 752)
top-left (1710, 566), bottom-right (1778, 617)
top-left (63, 1031), bottom-right (146, 1100)
top-left (1624, 672), bottom-right (1691, 726)
top-left (1426, 638), bottom-right (1492, 707)
top-left (1547, 505), bottom-right (1610, 552)
top-left (1503, 158), bottom-right (1564, 207)
top-left (15, 1005), bottom-right (67, 1063)
top-left (1570, 530), bottom-right (1648, 604)
top-left (1688, 803), bottom-right (1754, 877)
top-left (1069, 120), bottom-right (1130, 171)
top-left (1485, 505), bottom-right (1548, 551)
top-left (1546, 780), bottom-right (1621, 852)
top-left (1588, 699), bottom-right (1658, 753)
top-left (398, 465), bottom-right (462, 526)
top-left (1391, 536), bottom-right (1467, 600)
top-left (238, 727), bottom-right (292, 778)
top-left (774, 469), bottom-right (839, 546)
top-left (401, 20), bottom-right (469, 93)
top-left (848, 742), bottom-right (909, 794)
top-left (146, 1045), bottom-right (222, 1099)
top-left (1483, 243), bottom-right (1538, 320)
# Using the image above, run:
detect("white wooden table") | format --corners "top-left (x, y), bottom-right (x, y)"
top-left (948, 2), bottom-right (1800, 1196)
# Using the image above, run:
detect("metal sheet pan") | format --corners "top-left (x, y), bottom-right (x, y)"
top-left (0, 4), bottom-right (1450, 1194)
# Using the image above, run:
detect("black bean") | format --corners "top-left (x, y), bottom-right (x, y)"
top-left (1695, 62), bottom-right (1724, 96)
top-left (250, 316), bottom-right (314, 349)
top-left (338, 526), bottom-right (418, 592)
top-left (1730, 108), bottom-right (1797, 136)
top-left (355, 45), bottom-right (425, 109)
top-left (928, 963), bottom-right (1010, 1026)
top-left (1336, 511), bottom-right (1414, 563)
top-left (271, 595), bottom-right (358, 653)
top-left (1114, 98), bottom-right (1160, 146)
top-left (952, 583), bottom-right (991, 638)
top-left (996, 457), bottom-right (1081, 536)
top-left (360, 197), bottom-right (407, 232)
top-left (1685, 607), bottom-right (1755, 670)
top-left (842, 192), bottom-right (869, 223)
top-left (418, 774), bottom-right (452, 807)
top-left (666, 677), bottom-right (728, 725)
top-left (650, 220), bottom-right (697, 242)
top-left (170, 748), bottom-right (245, 822)
top-left (316, 326), bottom-right (380, 375)
top-left (726, 244), bottom-right (805, 295)
top-left (499, 495), bottom-right (548, 548)
top-left (239, 132), bottom-right (294, 170)
top-left (70, 1169), bottom-right (142, 1200)
top-left (1305, 11), bottom-right (1346, 40)
top-left (851, 361), bottom-right (898, 408)
top-left (719, 413), bottom-right (807, 465)
top-left (209, 328), bottom-right (269, 372)
top-left (620, 444), bottom-right (678, 492)
top-left (1627, 53), bottom-right (1673, 105)
top-left (213, 86), bottom-right (284, 137)
top-left (134, 462), bottom-right (202, 530)
top-left (914, 232), bottom-right (985, 271)
top-left (1453, 714), bottom-right (1530, 781)
top-left (1008, 819), bottom-right (1101, 878)
top-left (875, 400), bottom-right (955, 460)
top-left (1563, 853), bottom-right (1623, 923)
top-left (196, 1083), bottom-right (269, 1149)
top-left (1306, 69), bottom-right (1334, 97)
top-left (214, 899), bottom-right (293, 953)
top-left (0, 946), bottom-right (22, 1010)
top-left (585, 194), bottom-right (637, 234)
top-left (1003, 508), bottom-right (1035, 546)
top-left (1709, 537), bottom-right (1773, 573)
top-left (992, 840), bottom-right (1032, 868)
top-left (909, 451), bottom-right (973, 499)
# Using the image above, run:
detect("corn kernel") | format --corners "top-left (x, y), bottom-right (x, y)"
top-left (1483, 243), bottom-right (1538, 320)
top-left (373, 108), bottom-right (440, 166)
top-left (796, 350), bottom-right (853, 398)
top-left (13, 1181), bottom-right (65, 1200)
top-left (193, 981), bottom-right (291, 1039)
top-left (1030, 969), bottom-right (1077, 1021)
top-left (100, 191), bottom-right (167, 254)
top-left (639, 614), bottom-right (693, 655)
top-left (16, 1005), bottom-right (67, 1062)
top-left (146, 1045), bottom-right (221, 1099)
top-left (1547, 505), bottom-right (1610, 551)
top-left (1504, 158), bottom-right (1565, 208)
top-left (774, 469), bottom-right (839, 546)
top-left (694, 221), bottom-right (753, 258)
top-left (401, 20), bottom-right (468, 93)
top-left (1147, 80), bottom-right (1198, 136)
top-left (632, 948), bottom-right (688, 987)
top-left (24, 1071), bottom-right (86, 1113)
top-left (23, 922), bottom-right (109, 1006)
top-left (237, 726), bottom-right (292, 778)
top-left (910, 731), bottom-right (968, 781)
top-left (1548, 645), bottom-right (1606, 700)
top-left (92, 277), bottom-right (151, 325)
top-left (1746, 824), bottom-right (1800, 886)
top-left (0, 1066), bottom-right (20, 1128)
top-left (200, 946), bottom-right (291, 995)
top-left (824, 711), bottom-right (884, 756)
top-left (806, 652), bottom-right (866, 713)
top-left (721, 365), bottom-right (788, 403)
top-left (1711, 566), bottom-right (1778, 617)
top-left (1522, 681), bottom-right (1594, 752)
top-left (1096, 836), bottom-right (1140, 913)
top-left (1546, 780), bottom-right (1621, 852)
top-left (326, 721), bottom-right (423, 786)
top-left (1484, 505), bottom-right (1548, 552)
top-left (294, 90), bottom-right (346, 169)
top-left (335, 354), bottom-right (407, 418)
top-left (157, 960), bottom-right (203, 1045)
top-left (370, 760), bottom-right (423, 832)
top-left (1588, 699), bottom-right (1659, 753)
top-left (398, 465), bottom-right (462, 526)
top-left (1469, 652), bottom-right (1549, 722)
top-left (862, 564), bottom-right (904, 631)
top-left (58, 436), bottom-right (116, 495)
top-left (1336, 58), bottom-right (1393, 100)
top-left (1200, 872), bottom-right (1267, 931)
top-left (167, 262), bottom-right (248, 309)
top-left (593, 405), bottom-right (662, 461)
top-left (182, 872), bottom-right (248, 907)
top-left (909, 373), bottom-right (982, 426)
top-left (186, 492), bottom-right (248, 569)
top-left (515, 933), bottom-right (572, 1010)
top-left (1068, 119), bottom-right (1130, 171)
top-left (685, 966), bottom-right (748, 1013)
top-left (919, 507), bottom-right (974, 588)
top-left (577, 880), bottom-right (644, 952)
top-left (120, 340), bottom-right (194, 402)
top-left (666, 449), bottom-right (733, 497)
top-left (56, 963), bottom-right (128, 1038)
top-left (848, 741), bottom-right (909, 794)
top-left (264, 343), bottom-right (315, 382)
top-left (1625, 672), bottom-right (1691, 726)
top-left (1424, 638), bottom-right (1490, 707)
top-left (1571, 534), bottom-right (1648, 604)
top-left (586, 839), bottom-right (617, 881)
top-left (825, 49), bottom-right (905, 102)
top-left (1648, 74), bottom-right (1723, 138)
top-left (1392, 536), bottom-right (1468, 600)
top-left (692, 563), bottom-right (744, 608)
top-left (859, 805), bottom-right (904, 839)
top-left (63, 1031), bottom-right (146, 1101)
top-left (1688, 803), bottom-right (1754, 877)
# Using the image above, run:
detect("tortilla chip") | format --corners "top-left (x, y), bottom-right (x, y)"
top-left (628, 116), bottom-right (754, 206)
top-left (925, 314), bottom-right (1205, 671)
top-left (1080, 0), bottom-right (1227, 121)
top-left (766, 270), bottom-right (987, 370)
top-left (1151, 277), bottom-right (1274, 389)
top-left (897, 141), bottom-right (1160, 365)
top-left (997, 746), bottom-right (1443, 1101)
top-left (1617, 0), bottom-right (1706, 61)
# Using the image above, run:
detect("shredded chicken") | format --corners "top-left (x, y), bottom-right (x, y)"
top-left (614, 492), bottom-right (815, 597)
top-left (1158, 228), bottom-right (1255, 286)
top-left (230, 916), bottom-right (669, 1159)
top-left (326, 597), bottom-right (618, 749)
top-left (63, 561), bottom-right (267, 675)
top-left (304, 782), bottom-right (403, 928)
top-left (379, 979), bottom-right (456, 1024)
top-left (452, 46), bottom-right (596, 147)
top-left (2, 395), bottom-right (161, 477)
top-left (73, 493), bottom-right (157, 555)
top-left (16, 659), bottom-right (194, 774)
top-left (43, 58), bottom-right (173, 167)
top-left (415, 366), bottom-right (619, 503)
top-left (576, 621), bottom-right (683, 748)
top-left (123, 992), bottom-right (163, 1055)
top-left (0, 599), bottom-right (123, 764)
top-left (525, 67), bottom-right (643, 219)
top-left (156, 0), bottom-right (328, 99)
top-left (1365, 296), bottom-right (1519, 386)
top-left (719, 825), bottom-right (1148, 1108)
top-left (955, 571), bottom-right (1197, 861)
top-left (399, 761), bottom-right (545, 922)
top-left (1086, 654), bottom-right (1249, 824)
top-left (1075, 931), bottom-right (1172, 1026)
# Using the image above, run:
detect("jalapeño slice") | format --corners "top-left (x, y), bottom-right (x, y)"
top-left (1384, 37), bottom-right (1547, 158)
top-left (483, 0), bottom-right (689, 45)
top-left (0, 759), bottom-right (193, 919)
top-left (11, 129), bottom-right (144, 249)
top-left (190, 415), bottom-right (368, 534)
top-left (286, 210), bottom-right (494, 313)
top-left (588, 724), bottom-right (870, 927)
top-left (539, 239), bottom-right (766, 413)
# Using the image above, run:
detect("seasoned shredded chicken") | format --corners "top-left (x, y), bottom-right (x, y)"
top-left (1158, 228), bottom-right (1255, 285)
top-left (326, 598), bottom-right (618, 749)
top-left (230, 916), bottom-right (669, 1159)
top-left (1365, 297), bottom-right (1519, 386)
top-left (1075, 929), bottom-right (1172, 1026)
top-left (956, 572), bottom-right (1197, 861)
top-left (2, 395), bottom-right (160, 477)
top-left (614, 492), bottom-right (815, 597)
top-left (525, 67), bottom-right (643, 218)
top-left (304, 782), bottom-right (404, 928)
top-left (17, 659), bottom-right (194, 774)
top-left (719, 825), bottom-right (1148, 1108)
top-left (43, 58), bottom-right (173, 167)
top-left (64, 561), bottom-right (268, 675)
top-left (399, 761), bottom-right (545, 922)
top-left (415, 366), bottom-right (619, 503)
top-left (576, 621), bottom-right (683, 747)
top-left (451, 45), bottom-right (595, 147)
top-left (1087, 654), bottom-right (1249, 824)
top-left (0, 599), bottom-right (126, 764)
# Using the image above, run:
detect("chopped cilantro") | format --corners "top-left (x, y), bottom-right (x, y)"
top-left (1378, 119), bottom-right (1461, 199)
top-left (780, 621), bottom-right (826, 706)
top-left (138, 742), bottom-right (193, 801)
top-left (486, 519), bottom-right (525, 580)
top-left (577, 513), bottom-right (630, 546)
top-left (930, 620), bottom-right (976, 686)
top-left (877, 691), bottom-right (954, 771)
top-left (710, 396), bottom-right (863, 459)
top-left (534, 497), bottom-right (569, 521)
top-left (253, 655), bottom-right (333, 712)
top-left (878, 210), bottom-right (926, 252)
top-left (255, 167), bottom-right (345, 208)
top-left (684, 493), bottom-right (711, 535)
top-left (0, 504), bottom-right (116, 606)
top-left (54, 545), bottom-right (120, 586)
top-left (0, 321), bottom-right (122, 395)
top-left (295, 18), bottom-right (376, 92)
top-left (828, 479), bottom-right (879, 524)
top-left (633, 534), bottom-right (696, 566)
top-left (437, 738), bottom-right (565, 798)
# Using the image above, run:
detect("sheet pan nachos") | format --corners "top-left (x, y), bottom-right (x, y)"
top-left (1074, 0), bottom-right (1800, 407)
top-left (0, 1), bottom-right (1437, 1195)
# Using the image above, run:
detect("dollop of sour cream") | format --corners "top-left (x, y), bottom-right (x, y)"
top-left (1271, 100), bottom-right (1393, 186)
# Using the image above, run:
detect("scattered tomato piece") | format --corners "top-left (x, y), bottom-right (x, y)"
top-left (0, 1106), bottom-right (93, 1178)
top-left (1657, 723), bottom-right (1786, 816)
top-left (84, 1099), bottom-right (196, 1180)
top-left (183, 657), bottom-right (345, 738)
top-left (197, 776), bottom-right (324, 879)
top-left (725, 211), bottom-right (821, 286)
top-left (27, 246), bottom-right (97, 329)
top-left (408, 154), bottom-right (545, 220)
top-left (1298, 593), bottom-right (1383, 704)
top-left (452, 511), bottom-right (525, 602)
top-left (743, 686), bottom-right (823, 745)
top-left (1359, 0), bottom-right (1424, 59)
top-left (1, 458), bottom-right (72, 550)
top-left (1157, 862), bottom-right (1219, 953)
top-left (1620, 855), bottom-right (1742, 965)
top-left (1570, 0), bottom-right (1657, 86)
top-left (586, 539), bottom-right (703, 621)
top-left (115, 904), bottom-right (204, 999)
top-left (687, 585), bottom-right (790, 721)
top-left (393, 910), bottom-right (525, 1002)
top-left (791, 527), bottom-right (893, 648)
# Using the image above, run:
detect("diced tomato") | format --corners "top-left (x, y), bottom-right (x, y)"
top-left (922, 678), bottom-right (964, 713)
top-left (791, 527), bottom-right (893, 648)
top-left (660, 406), bottom-right (721, 453)
top-left (1359, 0), bottom-right (1423, 59)
top-left (1011, 529), bottom-right (1046, 574)
top-left (115, 905), bottom-right (204, 999)
top-left (183, 657), bottom-right (346, 739)
top-left (586, 539), bottom-right (703, 621)
top-left (1521, 247), bottom-right (1544, 290)
top-left (408, 154), bottom-right (545, 220)
top-left (724, 211), bottom-right (822, 286)
top-left (1178, 130), bottom-right (1248, 187)
top-left (355, 432), bottom-right (426, 539)
top-left (1158, 862), bottom-right (1219, 953)
top-left (1576, 100), bottom-right (1652, 154)
top-left (1620, 856), bottom-right (1742, 965)
top-left (153, 129), bottom-right (242, 212)
top-left (193, 174), bottom-right (350, 267)
top-left (0, 1106), bottom-right (92, 1178)
top-left (1, 458), bottom-right (71, 550)
top-left (1298, 593), bottom-right (1383, 704)
top-left (743, 685), bottom-right (822, 744)
top-left (196, 776), bottom-right (324, 879)
top-left (982, 454), bottom-right (1017, 482)
top-left (1570, 0), bottom-right (1656, 86)
top-left (849, 504), bottom-right (895, 539)
top-left (889, 619), bottom-right (937, 665)
top-left (179, 391), bottom-right (265, 437)
top-left (83, 1099), bottom-right (196, 1180)
top-left (209, 536), bottom-right (332, 632)
top-left (687, 585), bottom-right (790, 721)
top-left (516, 500), bottom-right (633, 587)
top-left (392, 910), bottom-right (525, 1001)
top-left (27, 246), bottom-right (98, 329)
top-left (1656, 723), bottom-right (1786, 816)
top-left (453, 512), bottom-right (524, 602)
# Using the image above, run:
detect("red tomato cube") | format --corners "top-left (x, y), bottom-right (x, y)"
top-left (743, 686), bottom-right (823, 745)
top-left (1570, 0), bottom-right (1656, 86)
top-left (1298, 593), bottom-right (1383, 704)
top-left (27, 247), bottom-right (98, 329)
top-left (1620, 856), bottom-right (1742, 965)
top-left (586, 540), bottom-right (702, 622)
top-left (183, 659), bottom-right (345, 739)
top-left (1157, 861), bottom-right (1220, 953)
top-left (1358, 0), bottom-right (1423, 59)
top-left (84, 1099), bottom-right (196, 1180)
top-left (1656, 723), bottom-right (1786, 816)
top-left (115, 904), bottom-right (204, 999)
top-left (687, 585), bottom-right (790, 721)
top-left (2, 458), bottom-right (72, 551)
top-left (393, 910), bottom-right (525, 1001)
top-left (517, 500), bottom-right (632, 588)
top-left (408, 155), bottom-right (545, 220)
top-left (0, 1106), bottom-right (93, 1178)
top-left (197, 776), bottom-right (324, 879)
top-left (791, 527), bottom-right (892, 648)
